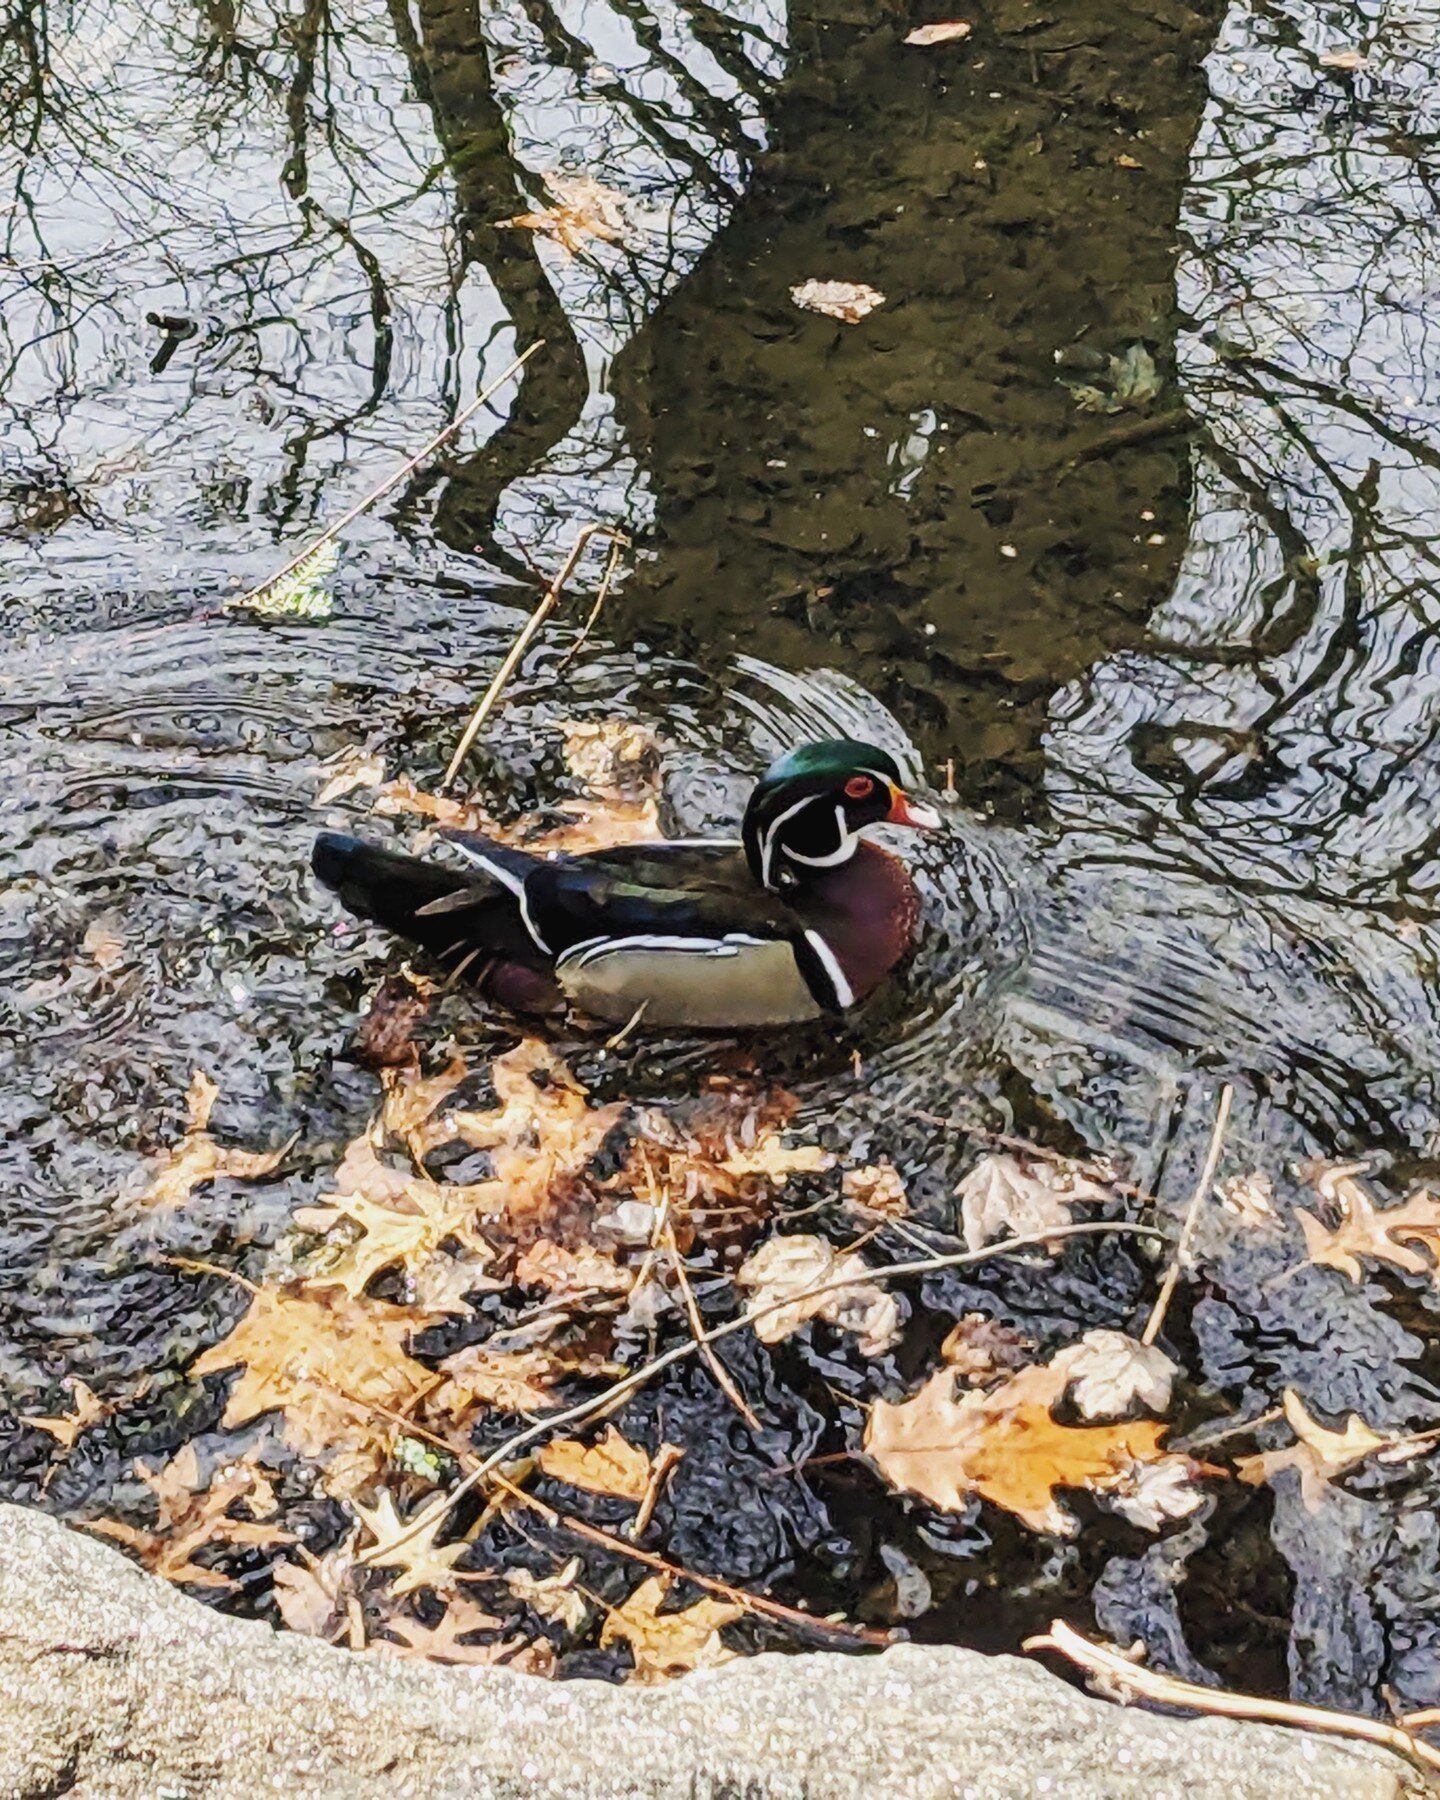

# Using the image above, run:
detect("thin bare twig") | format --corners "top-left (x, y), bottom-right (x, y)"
top-left (490, 1469), bottom-right (894, 1649)
top-left (665, 1227), bottom-right (761, 1431)
top-left (555, 528), bottom-right (627, 674)
top-left (442, 521), bottom-right (630, 790)
top-left (1027, 1618), bottom-right (1440, 1777)
top-left (1142, 1083), bottom-right (1233, 1346)
top-left (629, 1442), bottom-right (683, 1540)
top-left (359, 1219), bottom-right (1167, 1567)
top-left (229, 341), bottom-right (543, 613)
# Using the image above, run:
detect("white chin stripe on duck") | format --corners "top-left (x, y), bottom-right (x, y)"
top-left (760, 795), bottom-right (858, 889)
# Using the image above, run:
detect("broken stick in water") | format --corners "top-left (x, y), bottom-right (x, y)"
top-left (442, 519), bottom-right (630, 791)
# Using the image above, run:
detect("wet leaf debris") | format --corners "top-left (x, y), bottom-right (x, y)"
top-left (52, 1023), bottom-right (1194, 1681)
top-left (32, 1027), bottom-right (1440, 1711)
top-left (49, 987), bottom-right (1440, 1702)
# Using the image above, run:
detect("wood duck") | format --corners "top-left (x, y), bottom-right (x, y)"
top-left (312, 738), bottom-right (942, 1029)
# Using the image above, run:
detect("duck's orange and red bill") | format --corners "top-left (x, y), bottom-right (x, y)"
top-left (886, 786), bottom-right (944, 831)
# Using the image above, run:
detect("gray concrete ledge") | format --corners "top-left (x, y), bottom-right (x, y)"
top-left (0, 1503), bottom-right (1425, 1799)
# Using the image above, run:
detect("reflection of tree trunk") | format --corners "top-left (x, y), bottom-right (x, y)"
top-left (612, 0), bottom-right (1222, 811)
top-left (390, 0), bottom-right (588, 566)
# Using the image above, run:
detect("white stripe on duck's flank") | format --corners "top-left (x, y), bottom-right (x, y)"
top-left (649, 836), bottom-right (745, 849)
top-left (802, 929), bottom-right (855, 1009)
top-left (557, 932), bottom-right (772, 972)
top-left (518, 881), bottom-right (551, 954)
top-left (448, 842), bottom-right (527, 895)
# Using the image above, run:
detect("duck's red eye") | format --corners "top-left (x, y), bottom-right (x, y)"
top-left (844, 774), bottom-right (875, 800)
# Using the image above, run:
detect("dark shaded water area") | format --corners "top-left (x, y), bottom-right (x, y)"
top-left (6, 0), bottom-right (1440, 1716)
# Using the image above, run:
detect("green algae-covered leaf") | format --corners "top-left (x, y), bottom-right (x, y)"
top-left (241, 540), bottom-right (338, 619)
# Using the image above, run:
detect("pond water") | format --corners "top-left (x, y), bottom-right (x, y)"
top-left (5, 0), bottom-right (1440, 1715)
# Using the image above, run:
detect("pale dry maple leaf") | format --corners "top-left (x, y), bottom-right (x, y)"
top-left (1102, 1454), bottom-right (1206, 1530)
top-left (1051, 1330), bottom-right (1177, 1421)
top-left (955, 1153), bottom-right (1113, 1253)
top-left (736, 1234), bottom-right (901, 1356)
top-left (600, 1576), bottom-right (742, 1683)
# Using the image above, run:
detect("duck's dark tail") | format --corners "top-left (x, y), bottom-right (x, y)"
top-left (311, 832), bottom-right (533, 965)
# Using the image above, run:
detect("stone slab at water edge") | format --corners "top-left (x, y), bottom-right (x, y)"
top-left (0, 1504), bottom-right (1424, 1800)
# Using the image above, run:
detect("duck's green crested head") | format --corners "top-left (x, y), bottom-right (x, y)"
top-left (743, 737), bottom-right (942, 892)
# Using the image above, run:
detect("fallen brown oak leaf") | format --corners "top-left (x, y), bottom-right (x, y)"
top-left (137, 1071), bottom-right (289, 1209)
top-left (24, 1377), bottom-right (106, 1449)
top-left (430, 1343), bottom-right (571, 1419)
top-left (514, 1237), bottom-right (634, 1299)
top-left (536, 1425), bottom-right (679, 1503)
top-left (351, 1489), bottom-right (475, 1599)
top-left (1296, 1159), bottom-right (1440, 1282)
top-left (375, 1598), bottom-right (554, 1670)
top-left (1234, 1386), bottom-right (1427, 1512)
top-left (600, 1575), bottom-right (742, 1683)
top-left (500, 173), bottom-right (634, 262)
top-left (296, 1176), bottom-right (500, 1304)
top-left (190, 1285), bottom-right (433, 1494)
top-left (506, 1557), bottom-right (589, 1633)
top-left (381, 1051), bottom-right (470, 1159)
top-left (87, 1444), bottom-right (291, 1589)
top-left (272, 1535), bottom-right (358, 1639)
top-left (865, 1352), bottom-right (1177, 1535)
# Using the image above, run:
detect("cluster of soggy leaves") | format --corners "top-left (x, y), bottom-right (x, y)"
top-left (27, 729), bottom-right (1440, 1698)
top-left (38, 1001), bottom-right (1440, 1688)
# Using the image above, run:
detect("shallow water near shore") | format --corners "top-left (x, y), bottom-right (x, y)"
top-left (5, 0), bottom-right (1440, 1713)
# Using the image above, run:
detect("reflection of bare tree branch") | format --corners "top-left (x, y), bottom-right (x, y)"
top-left (387, 0), bottom-right (587, 571)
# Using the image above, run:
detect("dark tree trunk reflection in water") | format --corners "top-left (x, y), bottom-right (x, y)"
top-left (391, 0), bottom-right (589, 570)
top-left (612, 0), bottom-right (1222, 813)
